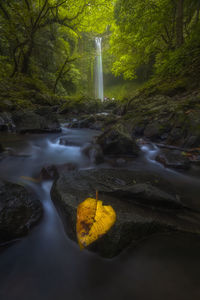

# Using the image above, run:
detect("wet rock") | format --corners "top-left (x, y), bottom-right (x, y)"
top-left (81, 142), bottom-right (104, 164)
top-left (96, 124), bottom-right (140, 156)
top-left (108, 183), bottom-right (182, 208)
top-left (69, 115), bottom-right (96, 129)
top-left (184, 135), bottom-right (200, 148)
top-left (68, 113), bottom-right (118, 131)
top-left (143, 121), bottom-right (171, 142)
top-left (39, 163), bottom-right (78, 181)
top-left (51, 168), bottom-right (200, 257)
top-left (59, 137), bottom-right (82, 147)
top-left (144, 122), bottom-right (160, 139)
top-left (0, 180), bottom-right (42, 244)
top-left (0, 112), bottom-right (15, 132)
top-left (156, 149), bottom-right (190, 170)
top-left (167, 127), bottom-right (185, 146)
top-left (12, 110), bottom-right (61, 133)
top-left (0, 144), bottom-right (4, 153)
top-left (116, 158), bottom-right (127, 166)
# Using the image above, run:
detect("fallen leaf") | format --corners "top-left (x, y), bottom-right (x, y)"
top-left (76, 197), bottom-right (116, 249)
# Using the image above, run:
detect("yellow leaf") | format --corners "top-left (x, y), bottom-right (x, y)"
top-left (76, 197), bottom-right (116, 249)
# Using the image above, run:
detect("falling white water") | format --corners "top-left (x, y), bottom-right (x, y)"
top-left (95, 37), bottom-right (104, 101)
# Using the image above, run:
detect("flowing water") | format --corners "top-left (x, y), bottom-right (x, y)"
top-left (0, 127), bottom-right (200, 300)
top-left (95, 37), bottom-right (104, 101)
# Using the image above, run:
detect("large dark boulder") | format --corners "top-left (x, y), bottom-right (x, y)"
top-left (96, 124), bottom-right (140, 156)
top-left (0, 180), bottom-right (43, 244)
top-left (12, 110), bottom-right (61, 133)
top-left (51, 168), bottom-right (200, 257)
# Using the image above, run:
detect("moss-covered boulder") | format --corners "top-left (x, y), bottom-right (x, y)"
top-left (12, 110), bottom-right (61, 133)
top-left (96, 124), bottom-right (140, 156)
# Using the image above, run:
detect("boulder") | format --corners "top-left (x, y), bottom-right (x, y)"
top-left (51, 168), bottom-right (200, 257)
top-left (96, 124), bottom-right (140, 156)
top-left (39, 163), bottom-right (78, 181)
top-left (167, 127), bottom-right (185, 146)
top-left (144, 122), bottom-right (160, 139)
top-left (68, 113), bottom-right (118, 130)
top-left (12, 110), bottom-right (61, 133)
top-left (0, 112), bottom-right (15, 132)
top-left (143, 121), bottom-right (171, 141)
top-left (156, 149), bottom-right (190, 170)
top-left (81, 142), bottom-right (104, 164)
top-left (0, 180), bottom-right (42, 244)
top-left (184, 135), bottom-right (200, 148)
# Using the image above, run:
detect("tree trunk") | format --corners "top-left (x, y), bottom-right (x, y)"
top-left (176, 0), bottom-right (184, 47)
top-left (196, 3), bottom-right (200, 24)
top-left (53, 57), bottom-right (69, 94)
top-left (21, 38), bottom-right (34, 74)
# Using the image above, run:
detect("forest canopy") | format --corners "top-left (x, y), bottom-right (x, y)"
top-left (110, 0), bottom-right (200, 81)
top-left (0, 0), bottom-right (200, 98)
top-left (0, 0), bottom-right (113, 95)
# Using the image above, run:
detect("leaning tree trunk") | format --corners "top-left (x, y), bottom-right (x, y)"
top-left (53, 58), bottom-right (69, 94)
top-left (176, 0), bottom-right (184, 47)
top-left (53, 57), bottom-right (76, 93)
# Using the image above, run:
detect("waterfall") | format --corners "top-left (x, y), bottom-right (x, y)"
top-left (95, 37), bottom-right (104, 101)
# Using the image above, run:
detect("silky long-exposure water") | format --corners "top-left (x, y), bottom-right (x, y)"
top-left (0, 127), bottom-right (200, 300)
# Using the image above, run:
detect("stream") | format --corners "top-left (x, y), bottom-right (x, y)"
top-left (0, 126), bottom-right (200, 300)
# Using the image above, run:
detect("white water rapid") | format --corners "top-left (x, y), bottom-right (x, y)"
top-left (95, 37), bottom-right (104, 101)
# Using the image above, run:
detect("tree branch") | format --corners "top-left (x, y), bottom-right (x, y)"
top-left (161, 34), bottom-right (169, 46)
top-left (0, 3), bottom-right (10, 20)
top-left (32, 0), bottom-right (48, 31)
top-left (54, 57), bottom-right (76, 93)
top-left (196, 4), bottom-right (200, 24)
top-left (24, 0), bottom-right (30, 11)
top-left (61, 2), bottom-right (88, 22)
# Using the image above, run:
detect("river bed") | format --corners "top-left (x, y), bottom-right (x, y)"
top-left (0, 127), bottom-right (200, 300)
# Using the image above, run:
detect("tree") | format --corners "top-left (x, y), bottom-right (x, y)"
top-left (0, 0), bottom-right (113, 94)
top-left (109, 0), bottom-right (200, 80)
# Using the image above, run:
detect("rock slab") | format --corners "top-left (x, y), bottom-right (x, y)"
top-left (51, 168), bottom-right (200, 257)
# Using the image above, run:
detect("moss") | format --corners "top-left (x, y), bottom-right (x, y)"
top-left (59, 95), bottom-right (103, 114)
top-left (0, 75), bottom-right (65, 111)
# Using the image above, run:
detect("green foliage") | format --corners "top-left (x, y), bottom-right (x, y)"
top-left (155, 25), bottom-right (200, 79)
top-left (60, 95), bottom-right (102, 114)
top-left (104, 81), bottom-right (141, 100)
top-left (0, 0), bottom-right (114, 99)
top-left (110, 0), bottom-right (200, 87)
top-left (1, 0), bottom-right (199, 107)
